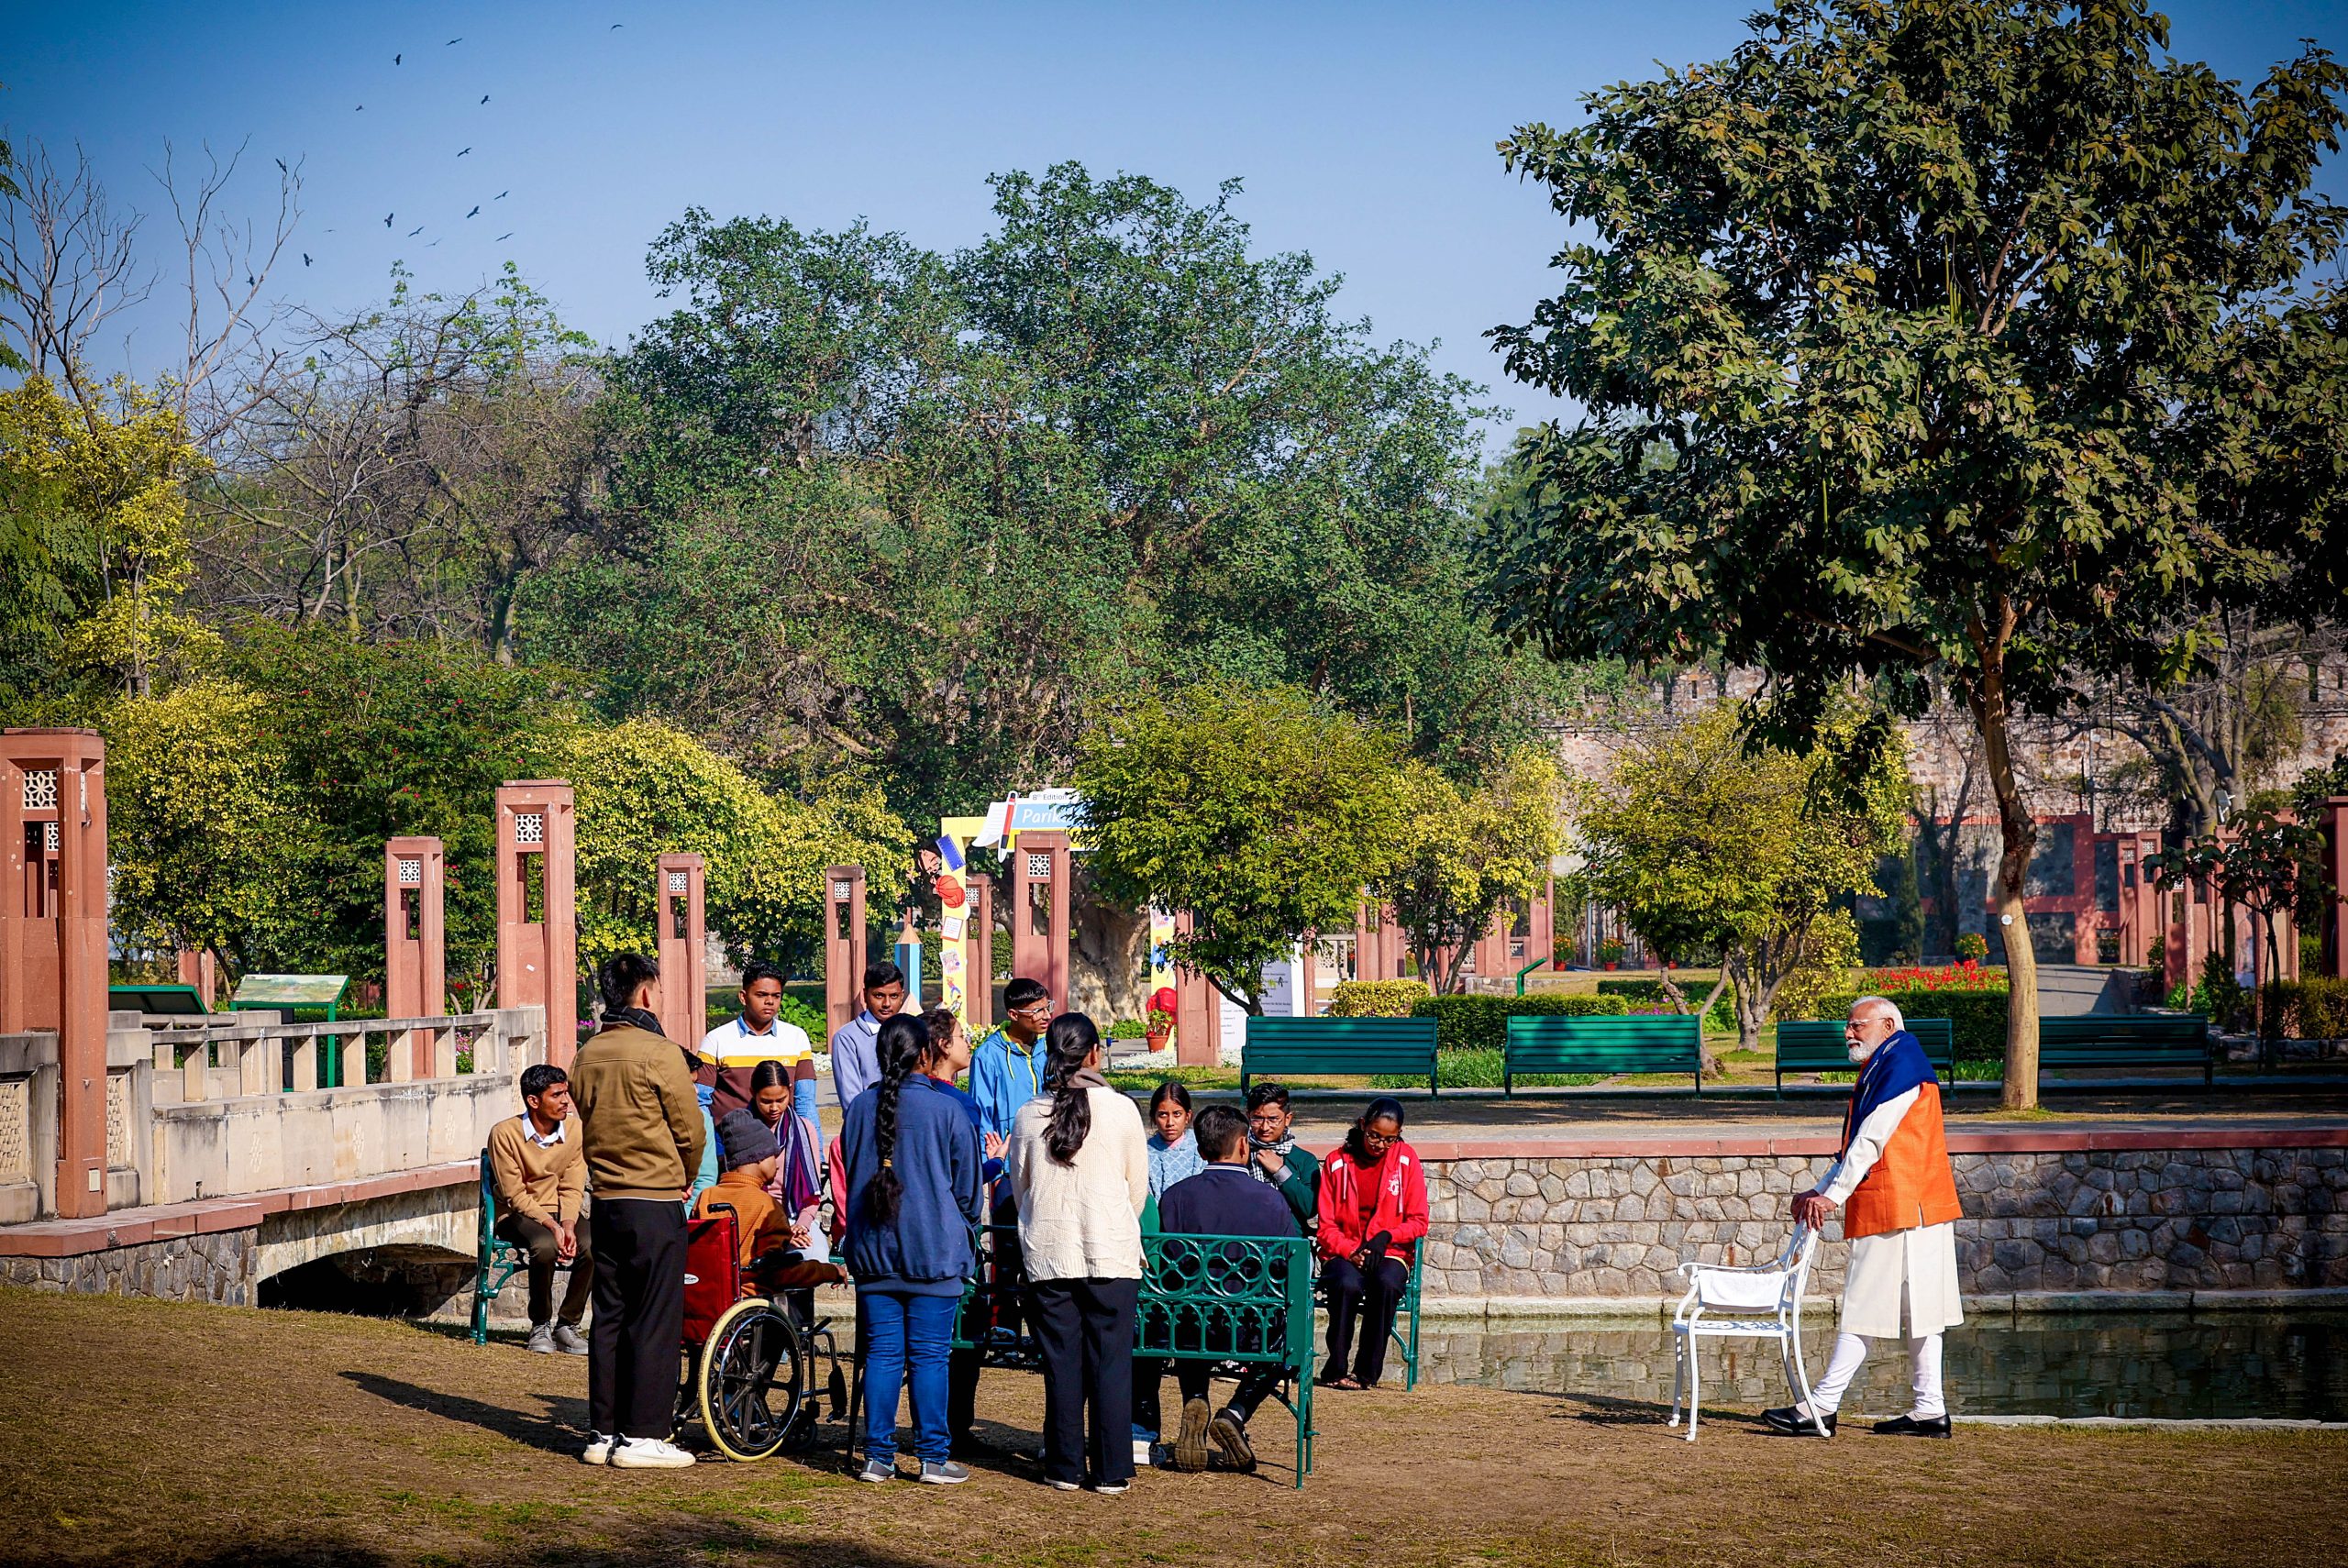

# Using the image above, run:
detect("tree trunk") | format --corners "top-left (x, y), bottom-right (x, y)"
top-left (1067, 867), bottom-right (1149, 1025)
top-left (1724, 947), bottom-right (1765, 1069)
top-left (1967, 640), bottom-right (2042, 1111)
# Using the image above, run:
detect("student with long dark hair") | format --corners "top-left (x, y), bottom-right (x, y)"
top-left (1314, 1097), bottom-right (1429, 1390)
top-left (839, 1012), bottom-right (984, 1484)
top-left (1005, 1013), bottom-right (1149, 1493)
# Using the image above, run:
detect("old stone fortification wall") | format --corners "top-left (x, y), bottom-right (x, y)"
top-left (1420, 1145), bottom-right (2348, 1308)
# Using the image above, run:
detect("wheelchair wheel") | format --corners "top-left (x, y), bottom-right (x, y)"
top-left (696, 1297), bottom-right (806, 1462)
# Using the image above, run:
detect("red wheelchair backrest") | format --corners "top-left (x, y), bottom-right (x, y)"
top-left (682, 1206), bottom-right (740, 1349)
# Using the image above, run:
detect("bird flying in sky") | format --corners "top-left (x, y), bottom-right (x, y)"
top-left (496, 231), bottom-right (513, 241)
top-left (303, 253), bottom-right (312, 266)
top-left (448, 37), bottom-right (462, 46)
top-left (409, 225), bottom-right (425, 237)
top-left (458, 147), bottom-right (471, 157)
top-left (383, 213), bottom-right (393, 226)
top-left (494, 190), bottom-right (508, 200)
top-left (466, 205), bottom-right (480, 218)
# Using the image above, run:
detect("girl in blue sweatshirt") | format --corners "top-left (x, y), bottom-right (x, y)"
top-left (841, 1013), bottom-right (985, 1483)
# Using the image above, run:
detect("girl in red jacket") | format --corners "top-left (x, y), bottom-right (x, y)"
top-left (1315, 1097), bottom-right (1428, 1389)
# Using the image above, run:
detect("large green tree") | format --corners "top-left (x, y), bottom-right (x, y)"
top-left (532, 166), bottom-right (1561, 831)
top-left (1480, 0), bottom-right (2348, 1106)
top-left (1378, 747), bottom-right (1562, 995)
top-left (1073, 681), bottom-right (1410, 1013)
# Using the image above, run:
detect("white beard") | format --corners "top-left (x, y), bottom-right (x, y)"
top-left (1846, 1040), bottom-right (1877, 1065)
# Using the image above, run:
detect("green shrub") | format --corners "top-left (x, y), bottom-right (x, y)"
top-left (1107, 1017), bottom-right (1148, 1039)
top-left (1326, 978), bottom-right (1433, 1017)
top-left (1594, 978), bottom-right (1735, 1032)
top-left (777, 994), bottom-right (826, 1037)
top-left (1955, 932), bottom-right (1989, 962)
top-left (1408, 992), bottom-right (1629, 1052)
top-left (1813, 988), bottom-right (2011, 1061)
top-left (2269, 977), bottom-right (2348, 1040)
top-left (1370, 1047), bottom-right (1602, 1091)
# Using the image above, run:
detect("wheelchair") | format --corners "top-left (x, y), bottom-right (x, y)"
top-left (681, 1203), bottom-right (855, 1462)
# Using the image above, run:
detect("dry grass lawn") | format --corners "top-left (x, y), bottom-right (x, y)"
top-left (3, 1286), bottom-right (2342, 1568)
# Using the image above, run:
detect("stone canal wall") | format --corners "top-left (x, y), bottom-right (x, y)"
top-left (1412, 1131), bottom-right (2348, 1313)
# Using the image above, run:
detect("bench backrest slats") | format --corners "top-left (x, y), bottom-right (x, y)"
top-left (1776, 1019), bottom-right (1955, 1074)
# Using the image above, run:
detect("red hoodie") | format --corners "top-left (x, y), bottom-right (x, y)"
top-left (1315, 1140), bottom-right (1429, 1267)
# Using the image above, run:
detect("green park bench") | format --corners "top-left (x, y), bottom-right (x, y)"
top-left (1501, 1012), bottom-right (1706, 1096)
top-left (470, 1148), bottom-right (531, 1345)
top-left (1775, 1018), bottom-right (1955, 1096)
top-left (108, 983), bottom-right (209, 1021)
top-left (1241, 1015), bottom-right (1442, 1097)
top-left (951, 1225), bottom-right (1324, 1485)
top-left (2038, 1013), bottom-right (2213, 1085)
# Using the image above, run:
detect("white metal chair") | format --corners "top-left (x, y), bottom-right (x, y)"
top-left (1667, 1224), bottom-right (1823, 1440)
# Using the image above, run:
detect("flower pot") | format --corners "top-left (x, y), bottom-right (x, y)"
top-left (1145, 1029), bottom-right (1169, 1054)
top-left (1603, 961), bottom-right (1618, 971)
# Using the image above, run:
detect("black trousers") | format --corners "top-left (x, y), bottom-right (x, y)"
top-left (588, 1198), bottom-right (685, 1441)
top-left (493, 1210), bottom-right (593, 1326)
top-left (949, 1191), bottom-right (1024, 1442)
top-left (1133, 1355), bottom-right (1284, 1433)
top-left (1321, 1255), bottom-right (1410, 1386)
top-left (1028, 1276), bottom-right (1139, 1487)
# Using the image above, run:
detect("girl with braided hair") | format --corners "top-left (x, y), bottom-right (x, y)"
top-left (1005, 1013), bottom-right (1149, 1493)
top-left (840, 1012), bottom-right (984, 1484)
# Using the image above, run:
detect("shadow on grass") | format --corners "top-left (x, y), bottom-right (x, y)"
top-left (342, 1370), bottom-right (587, 1457)
top-left (2, 1515), bottom-right (954, 1568)
top-left (1548, 1388), bottom-right (1777, 1435)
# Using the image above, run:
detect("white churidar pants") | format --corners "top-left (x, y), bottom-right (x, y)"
top-left (1839, 1220), bottom-right (1963, 1339)
top-left (1810, 1331), bottom-right (1945, 1419)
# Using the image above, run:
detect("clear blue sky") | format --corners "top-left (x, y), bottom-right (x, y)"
top-left (6, 0), bottom-right (2344, 444)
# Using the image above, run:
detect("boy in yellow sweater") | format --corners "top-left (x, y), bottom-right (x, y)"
top-left (486, 1063), bottom-right (592, 1354)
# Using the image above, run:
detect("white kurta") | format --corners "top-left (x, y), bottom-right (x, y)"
top-left (1820, 1084), bottom-right (1965, 1339)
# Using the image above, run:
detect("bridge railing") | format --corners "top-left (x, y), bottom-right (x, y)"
top-left (146, 1009), bottom-right (540, 1103)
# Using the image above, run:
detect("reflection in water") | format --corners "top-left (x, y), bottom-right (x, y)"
top-left (1419, 1313), bottom-right (2348, 1420)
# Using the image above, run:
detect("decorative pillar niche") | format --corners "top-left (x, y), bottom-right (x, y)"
top-left (496, 781), bottom-right (578, 1066)
top-left (384, 836), bottom-right (447, 1080)
top-left (655, 854), bottom-right (707, 1050)
top-left (0, 729), bottom-right (109, 1218)
top-left (965, 871), bottom-right (995, 1030)
top-left (1008, 830), bottom-right (1070, 1006)
top-left (825, 864), bottom-right (868, 1042)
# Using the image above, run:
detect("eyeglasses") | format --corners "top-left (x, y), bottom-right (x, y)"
top-left (1360, 1128), bottom-right (1399, 1149)
top-left (1010, 1001), bottom-right (1053, 1020)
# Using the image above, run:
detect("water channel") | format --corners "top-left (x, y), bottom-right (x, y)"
top-left (1417, 1311), bottom-right (2348, 1421)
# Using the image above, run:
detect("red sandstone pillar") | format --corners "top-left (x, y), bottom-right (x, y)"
top-left (2325, 798), bottom-right (2348, 980)
top-left (1009, 830), bottom-right (1071, 1006)
top-left (825, 864), bottom-right (868, 1041)
top-left (967, 871), bottom-right (995, 1029)
top-left (1, 730), bottom-right (108, 1218)
top-left (1173, 909), bottom-right (1221, 1067)
top-left (656, 854), bottom-right (707, 1049)
top-left (385, 836), bottom-right (447, 1077)
top-left (174, 947), bottom-right (217, 1010)
top-left (496, 781), bottom-right (579, 1066)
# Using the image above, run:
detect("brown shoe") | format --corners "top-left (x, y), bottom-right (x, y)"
top-left (1172, 1397), bottom-right (1213, 1472)
top-left (1206, 1409), bottom-right (1256, 1474)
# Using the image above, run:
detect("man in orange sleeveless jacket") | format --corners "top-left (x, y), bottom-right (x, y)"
top-left (1767, 996), bottom-right (1963, 1439)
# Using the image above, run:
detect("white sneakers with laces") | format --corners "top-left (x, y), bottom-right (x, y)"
top-left (609, 1437), bottom-right (695, 1469)
top-left (580, 1432), bottom-right (613, 1465)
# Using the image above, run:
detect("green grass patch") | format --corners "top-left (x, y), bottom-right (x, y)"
top-left (1102, 1065), bottom-right (1237, 1093)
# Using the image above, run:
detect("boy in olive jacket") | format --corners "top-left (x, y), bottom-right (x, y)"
top-left (569, 954), bottom-right (705, 1469)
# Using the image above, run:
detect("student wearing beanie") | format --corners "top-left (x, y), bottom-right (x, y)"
top-left (692, 1108), bottom-right (807, 1271)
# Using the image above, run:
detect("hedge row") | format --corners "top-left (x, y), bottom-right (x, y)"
top-left (2269, 977), bottom-right (2348, 1040)
top-left (1813, 989), bottom-right (2010, 1060)
top-left (1326, 978), bottom-right (1434, 1017)
top-left (1407, 992), bottom-right (1630, 1053)
top-left (1594, 978), bottom-right (1736, 1032)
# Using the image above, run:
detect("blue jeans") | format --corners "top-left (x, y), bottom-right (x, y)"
top-left (860, 1286), bottom-right (958, 1463)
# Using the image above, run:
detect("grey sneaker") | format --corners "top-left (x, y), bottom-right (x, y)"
top-left (857, 1456), bottom-right (897, 1484)
top-left (525, 1321), bottom-right (555, 1354)
top-left (918, 1459), bottom-right (971, 1485)
top-left (552, 1321), bottom-right (589, 1356)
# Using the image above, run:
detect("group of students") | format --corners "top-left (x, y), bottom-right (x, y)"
top-left (491, 951), bottom-right (1429, 1486)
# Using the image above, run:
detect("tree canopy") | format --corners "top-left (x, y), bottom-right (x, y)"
top-left (1481, 0), bottom-right (2348, 1104)
top-left (1378, 747), bottom-right (1562, 995)
top-left (1073, 681), bottom-right (1411, 1013)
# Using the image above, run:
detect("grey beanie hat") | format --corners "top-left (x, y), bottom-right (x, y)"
top-left (716, 1108), bottom-right (781, 1170)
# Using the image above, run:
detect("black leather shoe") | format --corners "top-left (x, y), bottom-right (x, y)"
top-left (1873, 1413), bottom-right (1952, 1438)
top-left (1762, 1406), bottom-right (1835, 1436)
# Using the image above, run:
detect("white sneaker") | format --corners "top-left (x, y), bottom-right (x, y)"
top-left (580, 1432), bottom-right (614, 1465)
top-left (525, 1322), bottom-right (556, 1354)
top-left (1095, 1482), bottom-right (1129, 1496)
top-left (609, 1437), bottom-right (695, 1469)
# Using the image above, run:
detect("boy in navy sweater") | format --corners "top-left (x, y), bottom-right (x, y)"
top-left (1144, 1103), bottom-right (1301, 1474)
